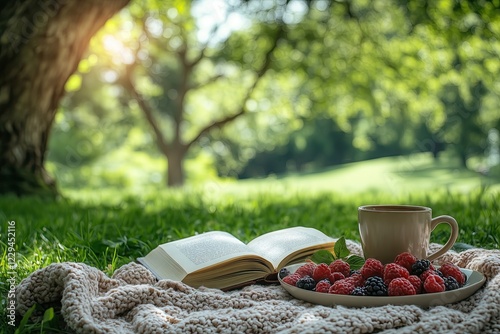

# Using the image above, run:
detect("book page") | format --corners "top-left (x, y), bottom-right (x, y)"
top-left (247, 226), bottom-right (335, 269)
top-left (158, 231), bottom-right (270, 274)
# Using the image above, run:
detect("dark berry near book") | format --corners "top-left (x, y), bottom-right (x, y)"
top-left (296, 275), bottom-right (316, 290)
top-left (351, 287), bottom-right (367, 296)
top-left (364, 276), bottom-right (388, 296)
top-left (411, 259), bottom-right (431, 276)
top-left (444, 276), bottom-right (460, 291)
top-left (279, 268), bottom-right (290, 279)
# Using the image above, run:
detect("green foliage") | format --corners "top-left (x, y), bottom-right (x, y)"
top-left (14, 305), bottom-right (58, 334)
top-left (47, 0), bottom-right (500, 185)
top-left (310, 237), bottom-right (366, 270)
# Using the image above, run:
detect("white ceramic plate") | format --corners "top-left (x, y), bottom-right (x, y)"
top-left (278, 263), bottom-right (486, 308)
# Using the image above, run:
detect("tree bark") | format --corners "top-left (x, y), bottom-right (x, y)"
top-left (0, 0), bottom-right (129, 197)
top-left (167, 143), bottom-right (187, 187)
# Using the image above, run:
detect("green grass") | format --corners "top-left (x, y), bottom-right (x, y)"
top-left (1, 154), bottom-right (499, 332)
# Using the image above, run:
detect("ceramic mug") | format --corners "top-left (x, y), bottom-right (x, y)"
top-left (358, 205), bottom-right (459, 264)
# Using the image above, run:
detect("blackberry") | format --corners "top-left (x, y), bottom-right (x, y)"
top-left (349, 269), bottom-right (361, 276)
top-left (351, 287), bottom-right (367, 296)
top-left (296, 275), bottom-right (316, 290)
top-left (411, 259), bottom-right (431, 276)
top-left (278, 268), bottom-right (290, 279)
top-left (434, 269), bottom-right (445, 278)
top-left (444, 276), bottom-right (460, 291)
top-left (364, 276), bottom-right (388, 296)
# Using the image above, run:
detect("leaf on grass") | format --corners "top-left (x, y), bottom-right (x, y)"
top-left (452, 242), bottom-right (476, 252)
top-left (333, 237), bottom-right (350, 259)
top-left (346, 255), bottom-right (365, 270)
top-left (15, 304), bottom-right (37, 334)
top-left (310, 249), bottom-right (335, 264)
top-left (42, 307), bottom-right (54, 323)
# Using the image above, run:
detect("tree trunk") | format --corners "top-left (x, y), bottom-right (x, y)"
top-left (0, 0), bottom-right (129, 197)
top-left (167, 145), bottom-right (186, 187)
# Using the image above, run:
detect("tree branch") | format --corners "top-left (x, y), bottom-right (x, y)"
top-left (189, 3), bottom-right (231, 68)
top-left (185, 24), bottom-right (285, 149)
top-left (121, 64), bottom-right (172, 156)
top-left (190, 73), bottom-right (225, 90)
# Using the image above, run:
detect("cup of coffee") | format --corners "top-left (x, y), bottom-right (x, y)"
top-left (358, 205), bottom-right (459, 264)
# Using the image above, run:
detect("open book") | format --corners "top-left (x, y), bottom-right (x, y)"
top-left (137, 226), bottom-right (335, 290)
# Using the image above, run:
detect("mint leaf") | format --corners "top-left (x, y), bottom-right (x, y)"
top-left (310, 249), bottom-right (335, 264)
top-left (333, 237), bottom-right (350, 259)
top-left (346, 255), bottom-right (365, 270)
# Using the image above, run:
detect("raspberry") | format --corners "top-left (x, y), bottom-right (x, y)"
top-left (278, 268), bottom-right (290, 279)
top-left (407, 275), bottom-right (423, 294)
top-left (351, 287), bottom-right (367, 296)
top-left (439, 262), bottom-right (466, 286)
top-left (364, 276), bottom-right (388, 296)
top-left (383, 263), bottom-right (410, 285)
top-left (394, 252), bottom-right (418, 272)
top-left (411, 259), bottom-right (431, 276)
top-left (314, 279), bottom-right (331, 293)
top-left (312, 263), bottom-right (331, 281)
top-left (419, 269), bottom-right (441, 282)
top-left (329, 259), bottom-right (351, 277)
top-left (329, 279), bottom-right (355, 295)
top-left (345, 273), bottom-right (365, 287)
top-left (296, 275), bottom-right (316, 290)
top-left (295, 262), bottom-right (316, 278)
top-left (328, 272), bottom-right (345, 283)
top-left (360, 258), bottom-right (384, 279)
top-left (444, 276), bottom-right (460, 291)
top-left (282, 273), bottom-right (301, 286)
top-left (388, 278), bottom-right (417, 296)
top-left (423, 274), bottom-right (446, 293)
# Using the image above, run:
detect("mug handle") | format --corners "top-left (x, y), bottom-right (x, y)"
top-left (426, 215), bottom-right (459, 261)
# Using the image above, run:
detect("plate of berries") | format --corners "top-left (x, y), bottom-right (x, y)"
top-left (278, 254), bottom-right (486, 308)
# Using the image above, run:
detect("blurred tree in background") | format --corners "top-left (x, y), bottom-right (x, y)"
top-left (0, 0), bottom-right (129, 196)
top-left (2, 0), bottom-right (499, 195)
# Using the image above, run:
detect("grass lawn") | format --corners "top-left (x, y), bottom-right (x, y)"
top-left (1, 153), bottom-right (499, 331)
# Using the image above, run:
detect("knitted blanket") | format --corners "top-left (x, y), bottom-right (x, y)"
top-left (16, 241), bottom-right (500, 334)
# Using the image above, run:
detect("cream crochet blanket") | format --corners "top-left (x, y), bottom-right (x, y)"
top-left (16, 242), bottom-right (500, 333)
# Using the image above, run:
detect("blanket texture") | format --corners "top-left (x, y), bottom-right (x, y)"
top-left (16, 241), bottom-right (500, 334)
